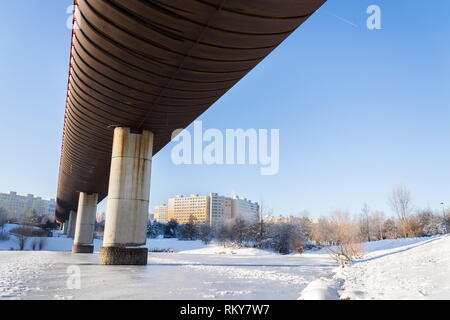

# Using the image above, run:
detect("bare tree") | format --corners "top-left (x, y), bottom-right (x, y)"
top-left (0, 207), bottom-right (8, 231)
top-left (180, 215), bottom-right (198, 240)
top-left (444, 208), bottom-right (450, 234)
top-left (311, 218), bottom-right (336, 247)
top-left (382, 219), bottom-right (400, 239)
top-left (11, 227), bottom-right (30, 250)
top-left (230, 217), bottom-right (250, 247)
top-left (215, 224), bottom-right (231, 247)
top-left (359, 203), bottom-right (371, 242)
top-left (24, 208), bottom-right (39, 225)
top-left (199, 224), bottom-right (213, 244)
top-left (389, 185), bottom-right (412, 237)
top-left (370, 211), bottom-right (385, 240)
top-left (256, 200), bottom-right (273, 244)
top-left (298, 216), bottom-right (313, 241)
top-left (325, 211), bottom-right (364, 265)
top-left (0, 208), bottom-right (9, 241)
top-left (274, 223), bottom-right (295, 254)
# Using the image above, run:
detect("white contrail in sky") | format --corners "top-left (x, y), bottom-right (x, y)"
top-left (326, 12), bottom-right (358, 28)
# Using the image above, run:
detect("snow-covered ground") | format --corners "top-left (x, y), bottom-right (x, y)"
top-left (299, 235), bottom-right (450, 300)
top-left (337, 235), bottom-right (450, 300)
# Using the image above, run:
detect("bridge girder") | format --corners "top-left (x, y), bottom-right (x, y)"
top-left (56, 0), bottom-right (326, 220)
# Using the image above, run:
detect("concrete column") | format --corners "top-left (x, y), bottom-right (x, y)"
top-left (72, 193), bottom-right (98, 253)
top-left (66, 210), bottom-right (77, 238)
top-left (100, 127), bottom-right (153, 265)
top-left (62, 221), bottom-right (68, 234)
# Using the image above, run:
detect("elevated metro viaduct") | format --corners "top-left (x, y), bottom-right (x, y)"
top-left (56, 0), bottom-right (326, 264)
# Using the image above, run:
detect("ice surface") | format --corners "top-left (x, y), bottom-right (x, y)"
top-left (0, 233), bottom-right (335, 300)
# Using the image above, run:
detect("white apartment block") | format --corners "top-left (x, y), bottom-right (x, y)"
top-left (0, 191), bottom-right (56, 221)
top-left (231, 195), bottom-right (260, 223)
top-left (210, 193), bottom-right (232, 228)
top-left (154, 204), bottom-right (169, 223)
top-left (156, 193), bottom-right (259, 227)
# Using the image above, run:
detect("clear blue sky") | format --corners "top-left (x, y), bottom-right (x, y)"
top-left (1, 0), bottom-right (449, 218)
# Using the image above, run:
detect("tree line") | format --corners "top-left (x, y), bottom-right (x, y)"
top-left (147, 185), bottom-right (450, 263)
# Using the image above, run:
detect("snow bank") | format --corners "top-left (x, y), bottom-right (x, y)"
top-left (337, 235), bottom-right (450, 300)
top-left (298, 278), bottom-right (340, 300)
top-left (0, 234), bottom-right (277, 256)
top-left (0, 226), bottom-right (209, 252)
top-left (304, 236), bottom-right (440, 256)
top-left (361, 236), bottom-right (440, 254)
top-left (2, 223), bottom-right (42, 233)
top-left (0, 236), bottom-right (205, 253)
top-left (147, 238), bottom-right (205, 252)
top-left (299, 235), bottom-right (450, 300)
top-left (147, 239), bottom-right (276, 255)
top-left (0, 235), bottom-right (104, 252)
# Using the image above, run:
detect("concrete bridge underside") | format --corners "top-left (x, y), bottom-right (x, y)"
top-left (56, 0), bottom-right (325, 263)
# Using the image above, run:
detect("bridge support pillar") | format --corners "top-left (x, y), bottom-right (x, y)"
top-left (100, 127), bottom-right (153, 265)
top-left (67, 210), bottom-right (77, 238)
top-left (62, 221), bottom-right (68, 234)
top-left (72, 192), bottom-right (98, 253)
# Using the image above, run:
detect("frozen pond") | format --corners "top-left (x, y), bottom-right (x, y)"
top-left (0, 251), bottom-right (336, 300)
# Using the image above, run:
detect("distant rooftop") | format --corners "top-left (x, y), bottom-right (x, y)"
top-left (1, 191), bottom-right (55, 202)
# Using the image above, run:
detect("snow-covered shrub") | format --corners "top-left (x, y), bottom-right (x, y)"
top-left (255, 222), bottom-right (308, 254)
top-left (215, 224), bottom-right (232, 246)
top-left (10, 226), bottom-right (48, 238)
top-left (147, 221), bottom-right (166, 239)
top-left (164, 220), bottom-right (179, 238)
top-left (199, 224), bottom-right (213, 244)
top-left (327, 242), bottom-right (364, 266)
top-left (0, 230), bottom-right (10, 241)
top-left (323, 211), bottom-right (365, 265)
top-left (13, 232), bottom-right (28, 250)
top-left (382, 219), bottom-right (401, 239)
top-left (311, 218), bottom-right (336, 247)
top-left (179, 217), bottom-right (199, 241)
top-left (0, 208), bottom-right (7, 230)
top-left (417, 211), bottom-right (448, 236)
top-left (404, 216), bottom-right (424, 238)
top-left (30, 238), bottom-right (47, 251)
top-left (10, 226), bottom-right (48, 251)
top-left (0, 210), bottom-right (10, 240)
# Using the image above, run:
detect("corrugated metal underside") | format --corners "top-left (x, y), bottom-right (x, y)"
top-left (56, 0), bottom-right (326, 221)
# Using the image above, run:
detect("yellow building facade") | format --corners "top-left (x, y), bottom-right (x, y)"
top-left (168, 194), bottom-right (211, 224)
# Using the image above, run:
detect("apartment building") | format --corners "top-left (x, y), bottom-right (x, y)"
top-left (0, 191), bottom-right (56, 220)
top-left (231, 195), bottom-right (260, 223)
top-left (168, 194), bottom-right (211, 225)
top-left (154, 204), bottom-right (169, 223)
top-left (210, 193), bottom-right (232, 228)
top-left (156, 193), bottom-right (259, 227)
